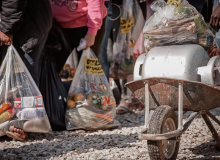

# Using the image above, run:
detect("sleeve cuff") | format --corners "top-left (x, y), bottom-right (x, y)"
top-left (0, 24), bottom-right (11, 34)
top-left (87, 27), bottom-right (98, 36)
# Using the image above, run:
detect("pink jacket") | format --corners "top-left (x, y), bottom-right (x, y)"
top-left (52, 0), bottom-right (107, 36)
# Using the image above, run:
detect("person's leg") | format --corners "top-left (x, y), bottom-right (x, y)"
top-left (187, 0), bottom-right (205, 13)
top-left (18, 35), bottom-right (48, 87)
top-left (54, 26), bottom-right (87, 69)
top-left (116, 79), bottom-right (132, 114)
top-left (120, 79), bottom-right (130, 104)
top-left (59, 27), bottom-right (87, 92)
top-left (72, 27), bottom-right (88, 61)
top-left (112, 0), bottom-right (123, 43)
top-left (117, 75), bottom-right (138, 114)
top-left (51, 28), bottom-right (73, 73)
top-left (138, 1), bottom-right (146, 20)
top-left (99, 1), bottom-right (113, 80)
top-left (91, 18), bottom-right (106, 57)
top-left (114, 79), bottom-right (122, 94)
top-left (65, 22), bottom-right (106, 61)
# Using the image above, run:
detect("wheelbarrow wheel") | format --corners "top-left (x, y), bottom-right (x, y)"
top-left (147, 105), bottom-right (180, 160)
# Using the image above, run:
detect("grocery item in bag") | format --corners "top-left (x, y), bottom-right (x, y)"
top-left (16, 108), bottom-right (45, 120)
top-left (0, 108), bottom-right (16, 124)
top-left (66, 49), bottom-right (118, 130)
top-left (110, 0), bottom-right (145, 79)
top-left (14, 96), bottom-right (43, 108)
top-left (0, 101), bottom-right (12, 115)
top-left (59, 49), bottom-right (78, 81)
top-left (143, 0), bottom-right (214, 51)
top-left (0, 45), bottom-right (51, 136)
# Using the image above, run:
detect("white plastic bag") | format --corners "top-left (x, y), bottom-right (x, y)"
top-left (0, 45), bottom-right (51, 136)
top-left (110, 0), bottom-right (145, 79)
top-left (66, 49), bottom-right (119, 130)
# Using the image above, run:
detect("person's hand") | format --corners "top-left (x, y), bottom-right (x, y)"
top-left (84, 34), bottom-right (96, 50)
top-left (0, 31), bottom-right (13, 46)
top-left (210, 4), bottom-right (220, 31)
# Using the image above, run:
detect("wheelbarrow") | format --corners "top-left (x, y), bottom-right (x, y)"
top-left (126, 44), bottom-right (220, 160)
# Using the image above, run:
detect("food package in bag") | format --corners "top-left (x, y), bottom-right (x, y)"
top-left (66, 49), bottom-right (119, 130)
top-left (143, 0), bottom-right (214, 52)
top-left (0, 45), bottom-right (51, 137)
top-left (110, 0), bottom-right (145, 79)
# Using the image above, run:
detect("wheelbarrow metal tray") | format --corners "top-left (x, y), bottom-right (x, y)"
top-left (126, 77), bottom-right (220, 112)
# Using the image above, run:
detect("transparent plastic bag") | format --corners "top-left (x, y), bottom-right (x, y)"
top-left (143, 0), bottom-right (214, 51)
top-left (59, 49), bottom-right (77, 81)
top-left (0, 45), bottom-right (51, 136)
top-left (110, 0), bottom-right (145, 79)
top-left (66, 49), bottom-right (119, 130)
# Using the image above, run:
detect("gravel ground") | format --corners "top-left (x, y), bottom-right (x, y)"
top-left (1, 108), bottom-right (220, 160)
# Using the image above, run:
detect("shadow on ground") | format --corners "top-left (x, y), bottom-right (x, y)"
top-left (0, 132), bottom-right (138, 160)
top-left (179, 139), bottom-right (220, 160)
top-left (116, 110), bottom-right (145, 128)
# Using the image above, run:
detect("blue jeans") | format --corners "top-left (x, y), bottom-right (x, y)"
top-left (214, 0), bottom-right (219, 8)
top-left (99, 1), bottom-right (113, 81)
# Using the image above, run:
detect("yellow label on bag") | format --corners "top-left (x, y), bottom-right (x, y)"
top-left (84, 56), bottom-right (104, 75)
top-left (167, 0), bottom-right (181, 6)
top-left (120, 16), bottom-right (135, 34)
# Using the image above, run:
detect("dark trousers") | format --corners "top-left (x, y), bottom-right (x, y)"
top-left (57, 21), bottom-right (106, 71)
top-left (187, 0), bottom-right (205, 13)
top-left (13, 35), bottom-right (47, 87)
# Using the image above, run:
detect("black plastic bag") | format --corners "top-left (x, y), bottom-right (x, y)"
top-left (40, 53), bottom-right (67, 131)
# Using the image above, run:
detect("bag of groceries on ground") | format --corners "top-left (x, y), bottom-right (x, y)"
top-left (143, 0), bottom-right (214, 52)
top-left (110, 0), bottom-right (145, 79)
top-left (0, 46), bottom-right (51, 136)
top-left (66, 49), bottom-right (119, 130)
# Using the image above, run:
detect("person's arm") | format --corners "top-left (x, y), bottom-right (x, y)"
top-left (84, 0), bottom-right (106, 49)
top-left (0, 0), bottom-right (27, 45)
top-left (210, 3), bottom-right (220, 31)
